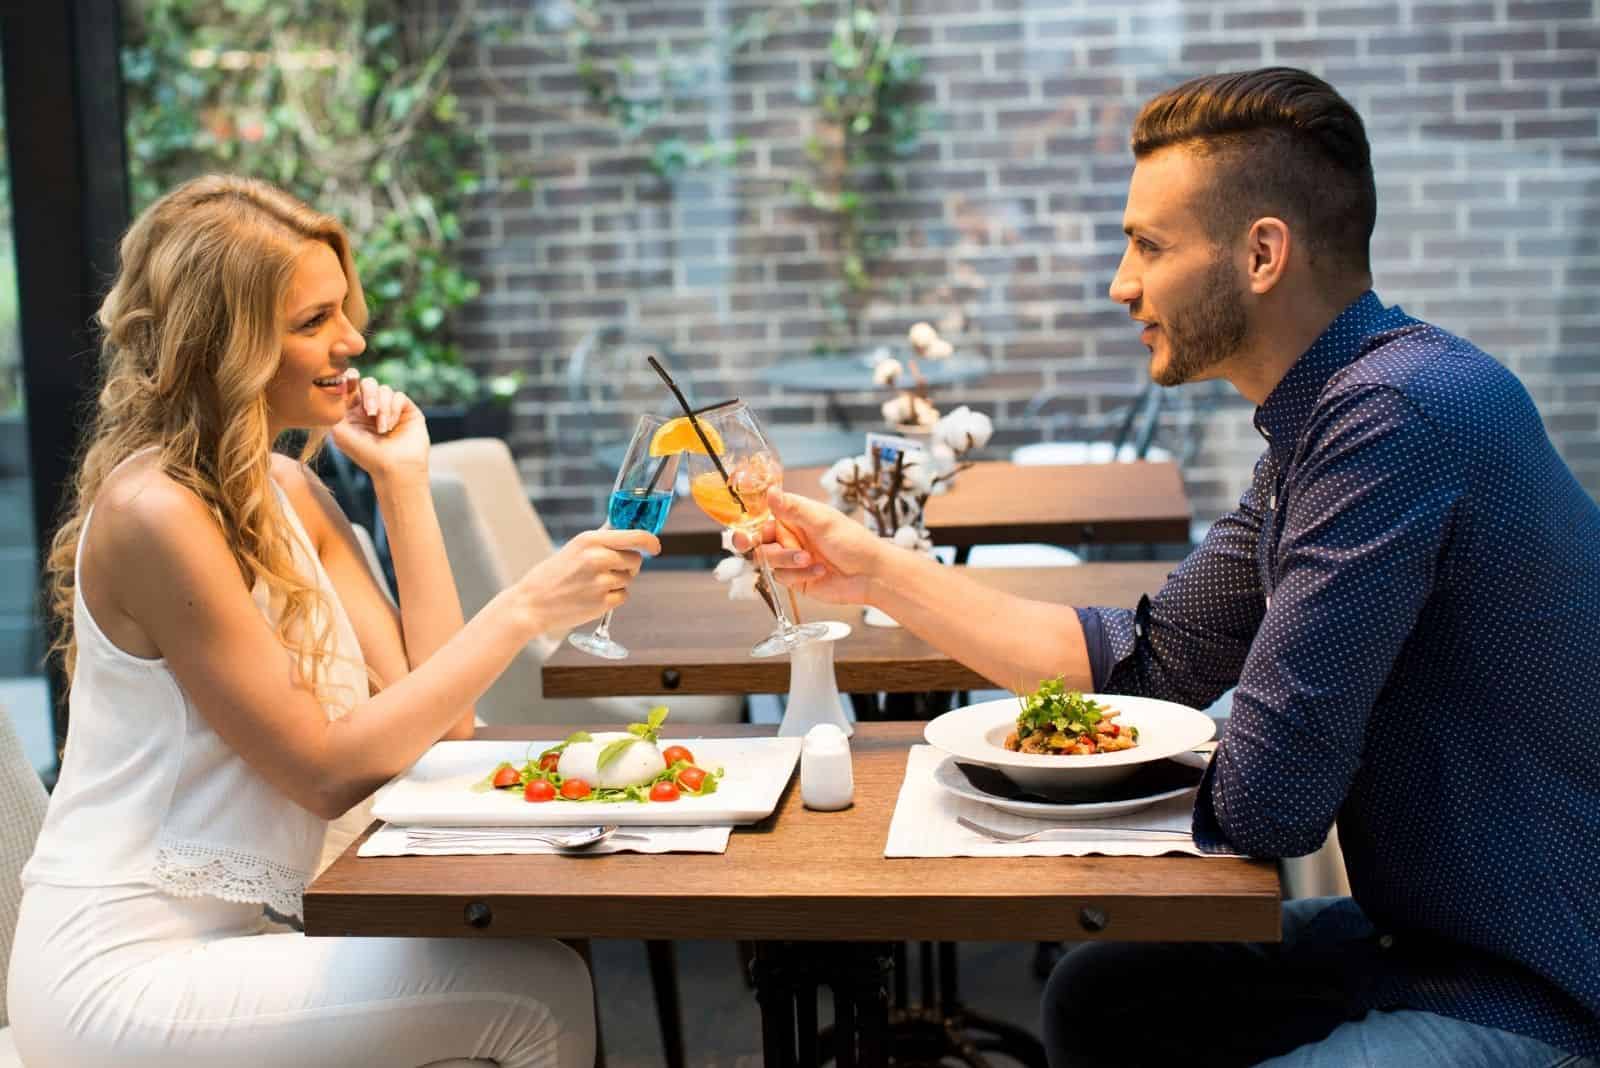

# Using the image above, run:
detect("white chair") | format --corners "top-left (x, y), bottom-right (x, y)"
top-left (1, 705), bottom-right (49, 1066)
top-left (429, 438), bottom-right (742, 727)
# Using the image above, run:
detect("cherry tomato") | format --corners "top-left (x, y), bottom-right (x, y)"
top-left (491, 765), bottom-right (519, 789)
top-left (661, 745), bottom-right (695, 767)
top-left (538, 752), bottom-right (561, 773)
top-left (676, 766), bottom-right (708, 793)
top-left (524, 779), bottom-right (556, 802)
top-left (560, 778), bottom-right (592, 800)
top-left (649, 780), bottom-right (681, 802)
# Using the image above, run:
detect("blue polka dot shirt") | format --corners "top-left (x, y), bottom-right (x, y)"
top-left (1080, 291), bottom-right (1600, 1056)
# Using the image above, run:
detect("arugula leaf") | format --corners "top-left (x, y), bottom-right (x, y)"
top-left (1015, 677), bottom-right (1107, 737)
top-left (597, 735), bottom-right (640, 769)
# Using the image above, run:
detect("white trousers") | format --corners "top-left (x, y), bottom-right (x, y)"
top-left (6, 883), bottom-right (595, 1068)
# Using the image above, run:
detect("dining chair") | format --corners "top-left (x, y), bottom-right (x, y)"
top-left (0, 704), bottom-right (49, 1067)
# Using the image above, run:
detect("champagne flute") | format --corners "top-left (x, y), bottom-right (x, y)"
top-left (567, 414), bottom-right (679, 660)
top-left (682, 400), bottom-right (832, 658)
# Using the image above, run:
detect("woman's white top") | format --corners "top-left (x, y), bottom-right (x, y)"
top-left (21, 477), bottom-right (368, 920)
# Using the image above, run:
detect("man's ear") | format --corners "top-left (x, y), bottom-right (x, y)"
top-left (1245, 217), bottom-right (1291, 295)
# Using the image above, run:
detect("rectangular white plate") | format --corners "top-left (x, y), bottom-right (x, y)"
top-left (370, 737), bottom-right (802, 827)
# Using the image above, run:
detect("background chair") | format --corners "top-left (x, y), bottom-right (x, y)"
top-left (1, 704), bottom-right (49, 1066)
top-left (429, 437), bottom-right (743, 727)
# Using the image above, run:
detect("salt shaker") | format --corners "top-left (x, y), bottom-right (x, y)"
top-left (800, 723), bottom-right (854, 811)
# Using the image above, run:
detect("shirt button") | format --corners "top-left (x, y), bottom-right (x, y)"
top-left (1377, 934), bottom-right (1395, 950)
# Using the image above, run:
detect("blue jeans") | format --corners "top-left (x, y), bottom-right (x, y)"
top-left (1042, 897), bottom-right (1599, 1068)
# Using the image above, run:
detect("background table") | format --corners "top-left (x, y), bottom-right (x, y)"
top-left (657, 460), bottom-right (1192, 556)
top-left (542, 562), bottom-right (1173, 698)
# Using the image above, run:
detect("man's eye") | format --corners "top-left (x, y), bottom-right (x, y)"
top-left (1135, 238), bottom-right (1158, 254)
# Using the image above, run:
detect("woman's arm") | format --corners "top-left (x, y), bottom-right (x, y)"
top-left (104, 472), bottom-right (656, 820)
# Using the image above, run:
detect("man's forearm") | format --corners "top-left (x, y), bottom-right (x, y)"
top-left (864, 548), bottom-right (1094, 694)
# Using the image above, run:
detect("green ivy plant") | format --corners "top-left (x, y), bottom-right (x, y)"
top-left (121, 0), bottom-right (512, 410)
top-left (791, 1), bottom-right (928, 346)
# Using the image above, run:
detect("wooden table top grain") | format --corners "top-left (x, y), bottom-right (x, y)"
top-left (541, 562), bottom-right (1175, 698)
top-left (656, 460), bottom-right (1193, 555)
top-left (305, 722), bottom-right (1280, 945)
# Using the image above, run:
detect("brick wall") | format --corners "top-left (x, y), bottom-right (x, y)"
top-left (439, 0), bottom-right (1600, 540)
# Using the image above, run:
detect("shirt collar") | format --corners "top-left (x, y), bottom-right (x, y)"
top-left (1253, 290), bottom-right (1404, 454)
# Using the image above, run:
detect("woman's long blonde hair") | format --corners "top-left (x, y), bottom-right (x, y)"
top-left (45, 174), bottom-right (369, 705)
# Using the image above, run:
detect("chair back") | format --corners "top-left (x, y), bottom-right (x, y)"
top-left (0, 707), bottom-right (48, 1029)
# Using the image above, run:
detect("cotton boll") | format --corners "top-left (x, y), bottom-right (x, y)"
top-left (892, 525), bottom-right (920, 549)
top-left (714, 555), bottom-right (750, 582)
top-left (557, 733), bottom-right (667, 788)
top-left (872, 357), bottom-right (904, 386)
top-left (910, 395), bottom-right (940, 427)
top-left (907, 321), bottom-right (939, 352)
top-left (960, 408), bottom-right (993, 449)
top-left (720, 528), bottom-right (739, 553)
top-left (930, 441), bottom-right (958, 475)
top-left (925, 338), bottom-right (954, 360)
top-left (729, 569), bottom-right (761, 601)
top-left (901, 460), bottom-right (936, 496)
top-left (882, 395), bottom-right (914, 426)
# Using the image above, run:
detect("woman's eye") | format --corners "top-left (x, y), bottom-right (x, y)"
top-left (299, 312), bottom-right (328, 332)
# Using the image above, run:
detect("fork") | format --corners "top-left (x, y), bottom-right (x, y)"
top-left (956, 815), bottom-right (1192, 842)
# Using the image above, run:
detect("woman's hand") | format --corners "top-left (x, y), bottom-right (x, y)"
top-left (330, 374), bottom-right (430, 485)
top-left (518, 528), bottom-right (662, 635)
top-left (738, 489), bottom-right (888, 605)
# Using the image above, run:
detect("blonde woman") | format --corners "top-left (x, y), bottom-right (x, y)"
top-left (4, 175), bottom-right (649, 1067)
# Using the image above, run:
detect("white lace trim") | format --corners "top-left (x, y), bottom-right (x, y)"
top-left (152, 841), bottom-right (310, 920)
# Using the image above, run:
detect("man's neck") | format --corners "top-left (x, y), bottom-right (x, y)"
top-left (1221, 279), bottom-right (1372, 406)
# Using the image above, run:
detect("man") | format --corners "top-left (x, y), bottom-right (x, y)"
top-left (749, 68), bottom-right (1600, 1065)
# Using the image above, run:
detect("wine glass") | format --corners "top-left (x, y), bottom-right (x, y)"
top-left (567, 414), bottom-right (680, 660)
top-left (682, 400), bottom-right (832, 658)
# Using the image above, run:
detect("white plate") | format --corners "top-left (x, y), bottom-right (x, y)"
top-left (923, 694), bottom-right (1216, 790)
top-left (371, 737), bottom-right (801, 827)
top-left (931, 755), bottom-right (1200, 822)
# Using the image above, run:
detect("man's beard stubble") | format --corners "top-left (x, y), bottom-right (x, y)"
top-left (1148, 253), bottom-right (1249, 388)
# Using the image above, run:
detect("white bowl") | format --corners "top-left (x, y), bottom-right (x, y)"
top-left (923, 694), bottom-right (1216, 791)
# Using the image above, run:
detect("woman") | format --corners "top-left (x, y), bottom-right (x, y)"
top-left (5, 175), bottom-right (653, 1066)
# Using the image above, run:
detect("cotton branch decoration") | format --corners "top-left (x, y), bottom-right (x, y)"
top-left (820, 404), bottom-right (994, 557)
top-left (875, 320), bottom-right (955, 431)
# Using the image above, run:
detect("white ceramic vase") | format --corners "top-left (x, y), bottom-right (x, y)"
top-left (778, 621), bottom-right (854, 738)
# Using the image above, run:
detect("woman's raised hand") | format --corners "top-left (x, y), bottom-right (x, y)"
top-left (331, 373), bottom-right (430, 483)
top-left (517, 528), bottom-right (662, 636)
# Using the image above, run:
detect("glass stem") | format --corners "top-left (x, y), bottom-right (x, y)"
top-left (591, 608), bottom-right (616, 641)
top-left (753, 550), bottom-right (797, 636)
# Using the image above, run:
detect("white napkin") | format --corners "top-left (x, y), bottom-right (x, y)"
top-left (885, 745), bottom-right (1236, 858)
top-left (359, 822), bottom-right (732, 857)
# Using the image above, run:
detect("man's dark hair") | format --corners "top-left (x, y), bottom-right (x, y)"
top-left (1132, 67), bottom-right (1376, 280)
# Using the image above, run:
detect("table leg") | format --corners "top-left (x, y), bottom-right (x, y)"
top-left (753, 943), bottom-right (797, 1068)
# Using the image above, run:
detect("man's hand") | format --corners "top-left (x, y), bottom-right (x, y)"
top-left (736, 489), bottom-right (888, 605)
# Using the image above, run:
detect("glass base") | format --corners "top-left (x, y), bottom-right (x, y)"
top-left (568, 630), bottom-right (629, 660)
top-left (749, 621), bottom-right (833, 659)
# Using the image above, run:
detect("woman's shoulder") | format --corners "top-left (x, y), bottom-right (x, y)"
top-left (268, 451), bottom-right (342, 548)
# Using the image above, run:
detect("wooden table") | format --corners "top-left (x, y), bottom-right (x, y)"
top-left (306, 722), bottom-right (1279, 1065)
top-left (543, 562), bottom-right (1173, 698)
top-left (657, 460), bottom-right (1192, 556)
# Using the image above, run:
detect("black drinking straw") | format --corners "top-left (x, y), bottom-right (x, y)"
top-left (646, 356), bottom-right (745, 514)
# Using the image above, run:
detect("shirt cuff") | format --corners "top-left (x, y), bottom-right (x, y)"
top-left (1075, 605), bottom-right (1139, 692)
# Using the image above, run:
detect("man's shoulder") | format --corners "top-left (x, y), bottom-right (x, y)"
top-left (1329, 317), bottom-right (1528, 428)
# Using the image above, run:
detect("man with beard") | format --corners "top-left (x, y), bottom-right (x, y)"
top-left (745, 67), bottom-right (1600, 1066)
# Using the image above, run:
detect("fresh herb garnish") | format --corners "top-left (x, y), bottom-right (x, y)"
top-left (1015, 677), bottom-right (1109, 737)
top-left (596, 706), bottom-right (668, 770)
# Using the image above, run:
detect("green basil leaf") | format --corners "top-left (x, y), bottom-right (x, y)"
top-left (597, 736), bottom-right (639, 769)
top-left (647, 706), bottom-right (669, 730)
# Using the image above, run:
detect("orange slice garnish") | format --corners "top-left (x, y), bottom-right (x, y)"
top-left (649, 416), bottom-right (724, 457)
